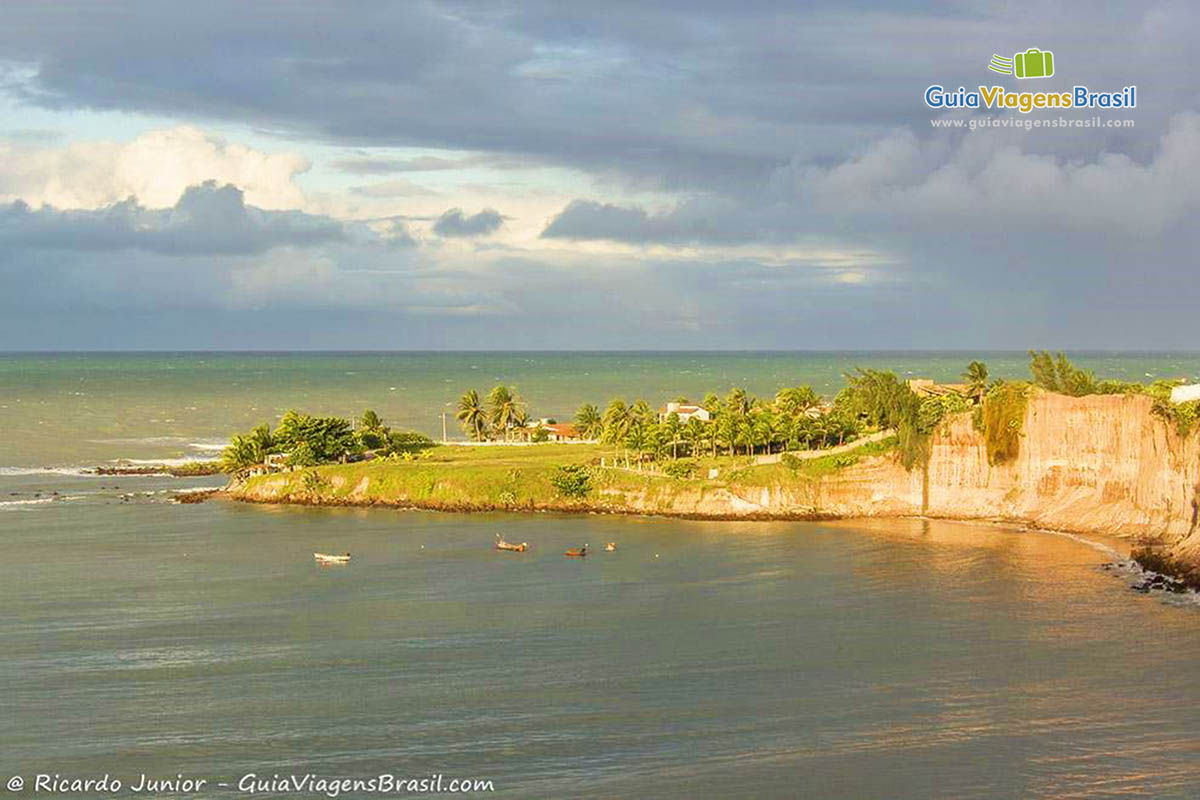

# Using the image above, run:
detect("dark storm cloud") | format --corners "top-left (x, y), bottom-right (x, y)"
top-left (4, 1), bottom-right (1193, 192)
top-left (0, 1), bottom-right (1199, 349)
top-left (432, 208), bottom-right (504, 238)
top-left (0, 181), bottom-right (344, 255)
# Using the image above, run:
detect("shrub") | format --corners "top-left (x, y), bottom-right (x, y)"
top-left (781, 452), bottom-right (802, 471)
top-left (385, 430), bottom-right (435, 454)
top-left (301, 469), bottom-right (328, 495)
top-left (549, 464), bottom-right (592, 499)
top-left (531, 426), bottom-right (550, 443)
top-left (663, 460), bottom-right (696, 479)
top-left (981, 382), bottom-right (1028, 464)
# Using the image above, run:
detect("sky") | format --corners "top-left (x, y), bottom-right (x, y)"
top-left (0, 0), bottom-right (1197, 350)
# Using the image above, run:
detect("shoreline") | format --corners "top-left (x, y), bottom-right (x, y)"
top-left (214, 489), bottom-right (1199, 596)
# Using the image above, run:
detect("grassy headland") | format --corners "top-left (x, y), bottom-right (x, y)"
top-left (230, 437), bottom-right (899, 519)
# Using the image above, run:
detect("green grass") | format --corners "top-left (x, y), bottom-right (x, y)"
top-left (235, 438), bottom-right (897, 513)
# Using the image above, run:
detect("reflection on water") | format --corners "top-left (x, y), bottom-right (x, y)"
top-left (1, 491), bottom-right (1198, 799)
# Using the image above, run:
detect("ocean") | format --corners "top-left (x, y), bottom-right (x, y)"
top-left (2, 352), bottom-right (1199, 798)
top-left (3, 350), bottom-right (1200, 468)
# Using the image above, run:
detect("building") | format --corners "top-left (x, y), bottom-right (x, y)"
top-left (1170, 383), bottom-right (1200, 403)
top-left (659, 402), bottom-right (711, 424)
top-left (544, 423), bottom-right (582, 441)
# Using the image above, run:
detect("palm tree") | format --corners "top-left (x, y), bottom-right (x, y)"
top-left (456, 389), bottom-right (489, 441)
top-left (663, 412), bottom-right (682, 459)
top-left (624, 424), bottom-right (649, 470)
top-left (574, 403), bottom-right (603, 440)
top-left (726, 387), bottom-right (751, 417)
top-left (602, 399), bottom-right (632, 466)
top-left (683, 417), bottom-right (703, 457)
top-left (963, 361), bottom-right (989, 404)
top-left (630, 398), bottom-right (655, 426)
top-left (487, 385), bottom-right (525, 441)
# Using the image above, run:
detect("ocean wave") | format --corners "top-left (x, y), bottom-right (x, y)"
top-left (188, 442), bottom-right (229, 452)
top-left (107, 457), bottom-right (219, 467)
top-left (0, 466), bottom-right (94, 477)
top-left (0, 498), bottom-right (56, 508)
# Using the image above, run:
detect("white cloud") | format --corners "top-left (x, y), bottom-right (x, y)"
top-left (0, 126), bottom-right (310, 210)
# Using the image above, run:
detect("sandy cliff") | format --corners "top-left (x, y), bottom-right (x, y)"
top-left (231, 391), bottom-right (1200, 565)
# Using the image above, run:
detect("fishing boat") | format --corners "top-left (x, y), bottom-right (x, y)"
top-left (565, 544), bottom-right (589, 558)
top-left (314, 552), bottom-right (351, 564)
top-left (604, 542), bottom-right (617, 552)
top-left (494, 534), bottom-right (528, 552)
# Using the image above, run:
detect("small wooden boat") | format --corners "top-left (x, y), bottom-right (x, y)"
top-left (604, 542), bottom-right (617, 552)
top-left (495, 534), bottom-right (528, 552)
top-left (314, 552), bottom-right (351, 564)
top-left (564, 544), bottom-right (589, 558)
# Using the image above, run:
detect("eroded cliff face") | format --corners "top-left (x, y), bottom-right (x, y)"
top-left (618, 392), bottom-right (1200, 552)
top-left (925, 393), bottom-right (1199, 543)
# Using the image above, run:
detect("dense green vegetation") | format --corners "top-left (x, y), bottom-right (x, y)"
top-left (224, 353), bottom-right (1199, 483)
top-left (977, 382), bottom-right (1029, 465)
top-left (221, 409), bottom-right (433, 471)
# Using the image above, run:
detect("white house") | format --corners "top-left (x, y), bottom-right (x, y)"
top-left (1170, 383), bottom-right (1200, 403)
top-left (659, 402), bottom-right (711, 424)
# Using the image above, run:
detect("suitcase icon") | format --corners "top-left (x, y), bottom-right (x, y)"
top-left (1014, 48), bottom-right (1054, 79)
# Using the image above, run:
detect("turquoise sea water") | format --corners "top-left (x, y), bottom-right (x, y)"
top-left (3, 351), bottom-right (1200, 467)
top-left (2, 352), bottom-right (1199, 798)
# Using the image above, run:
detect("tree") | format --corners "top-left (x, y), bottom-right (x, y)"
top-left (456, 389), bottom-right (490, 441)
top-left (1028, 350), bottom-right (1096, 396)
top-left (663, 412), bottom-right (682, 458)
top-left (775, 386), bottom-right (819, 418)
top-left (360, 409), bottom-right (383, 431)
top-left (716, 415), bottom-right (737, 457)
top-left (624, 423), bottom-right (650, 468)
top-left (221, 423), bottom-right (275, 471)
top-left (630, 398), bottom-right (655, 426)
top-left (683, 416), bottom-right (703, 457)
top-left (487, 385), bottom-right (526, 441)
top-left (962, 361), bottom-right (989, 404)
top-left (725, 387), bottom-right (751, 417)
top-left (357, 409), bottom-right (388, 449)
top-left (602, 399), bottom-right (632, 466)
top-left (574, 403), bottom-right (603, 440)
top-left (836, 369), bottom-right (916, 430)
top-left (274, 411), bottom-right (355, 463)
top-left (751, 411), bottom-right (774, 454)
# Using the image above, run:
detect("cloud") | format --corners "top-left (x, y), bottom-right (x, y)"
top-left (1, 2), bottom-right (1194, 195)
top-left (334, 156), bottom-right (477, 174)
top-left (0, 126), bottom-right (310, 210)
top-left (432, 207), bottom-right (504, 237)
top-left (0, 181), bottom-right (343, 255)
top-left (540, 198), bottom-right (744, 244)
top-left (350, 179), bottom-right (439, 198)
top-left (540, 114), bottom-right (1200, 246)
